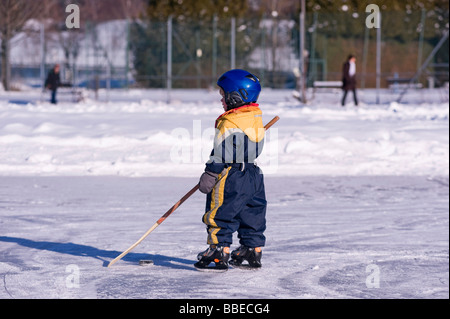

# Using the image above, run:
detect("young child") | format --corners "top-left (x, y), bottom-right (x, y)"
top-left (195, 69), bottom-right (267, 271)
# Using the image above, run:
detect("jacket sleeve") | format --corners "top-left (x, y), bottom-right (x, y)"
top-left (342, 62), bottom-right (350, 81)
top-left (205, 150), bottom-right (227, 174)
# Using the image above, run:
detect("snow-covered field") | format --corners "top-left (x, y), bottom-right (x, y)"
top-left (0, 88), bottom-right (448, 177)
top-left (0, 88), bottom-right (448, 299)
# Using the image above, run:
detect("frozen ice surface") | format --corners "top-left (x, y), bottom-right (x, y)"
top-left (0, 176), bottom-right (448, 299)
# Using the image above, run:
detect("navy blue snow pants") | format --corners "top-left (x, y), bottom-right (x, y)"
top-left (202, 163), bottom-right (267, 248)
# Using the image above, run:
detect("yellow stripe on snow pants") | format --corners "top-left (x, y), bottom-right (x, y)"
top-left (202, 167), bottom-right (231, 245)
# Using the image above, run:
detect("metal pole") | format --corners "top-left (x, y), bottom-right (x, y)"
top-left (106, 56), bottom-right (111, 102)
top-left (167, 15), bottom-right (172, 103)
top-left (40, 23), bottom-right (45, 91)
top-left (231, 17), bottom-right (236, 69)
top-left (376, 11), bottom-right (381, 104)
top-left (417, 9), bottom-right (426, 73)
top-left (298, 0), bottom-right (306, 103)
top-left (361, 25), bottom-right (369, 89)
top-left (260, 21), bottom-right (266, 86)
top-left (125, 19), bottom-right (130, 89)
top-left (5, 38), bottom-right (10, 91)
top-left (323, 35), bottom-right (327, 81)
top-left (106, 25), bottom-right (111, 102)
top-left (212, 14), bottom-right (217, 85)
top-left (195, 29), bottom-right (201, 88)
top-left (309, 11), bottom-right (317, 84)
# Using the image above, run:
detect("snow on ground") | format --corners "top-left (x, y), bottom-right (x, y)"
top-left (0, 88), bottom-right (448, 299)
top-left (0, 88), bottom-right (448, 177)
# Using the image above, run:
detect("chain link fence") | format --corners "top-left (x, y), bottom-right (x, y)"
top-left (2, 10), bottom-right (448, 93)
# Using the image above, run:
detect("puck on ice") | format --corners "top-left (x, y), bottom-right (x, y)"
top-left (139, 260), bottom-right (154, 266)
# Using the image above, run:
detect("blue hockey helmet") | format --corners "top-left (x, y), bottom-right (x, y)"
top-left (217, 69), bottom-right (261, 109)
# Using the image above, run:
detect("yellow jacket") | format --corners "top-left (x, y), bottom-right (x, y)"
top-left (207, 104), bottom-right (265, 173)
top-left (215, 104), bottom-right (265, 143)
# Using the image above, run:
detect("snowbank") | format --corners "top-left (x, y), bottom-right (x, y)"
top-left (0, 89), bottom-right (448, 177)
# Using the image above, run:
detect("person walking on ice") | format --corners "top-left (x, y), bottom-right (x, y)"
top-left (341, 54), bottom-right (359, 107)
top-left (195, 69), bottom-right (267, 271)
top-left (45, 64), bottom-right (61, 104)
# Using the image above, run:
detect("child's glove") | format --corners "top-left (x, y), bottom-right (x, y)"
top-left (199, 171), bottom-right (219, 194)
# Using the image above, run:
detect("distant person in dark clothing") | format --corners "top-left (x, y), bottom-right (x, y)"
top-left (341, 55), bottom-right (358, 106)
top-left (45, 64), bottom-right (61, 104)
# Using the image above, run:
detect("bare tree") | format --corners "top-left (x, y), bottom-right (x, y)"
top-left (0, 0), bottom-right (43, 90)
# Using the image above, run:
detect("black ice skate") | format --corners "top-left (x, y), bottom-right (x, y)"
top-left (194, 245), bottom-right (230, 272)
top-left (229, 245), bottom-right (262, 269)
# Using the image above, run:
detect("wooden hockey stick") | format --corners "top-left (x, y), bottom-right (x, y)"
top-left (263, 115), bottom-right (280, 131)
top-left (107, 116), bottom-right (280, 267)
